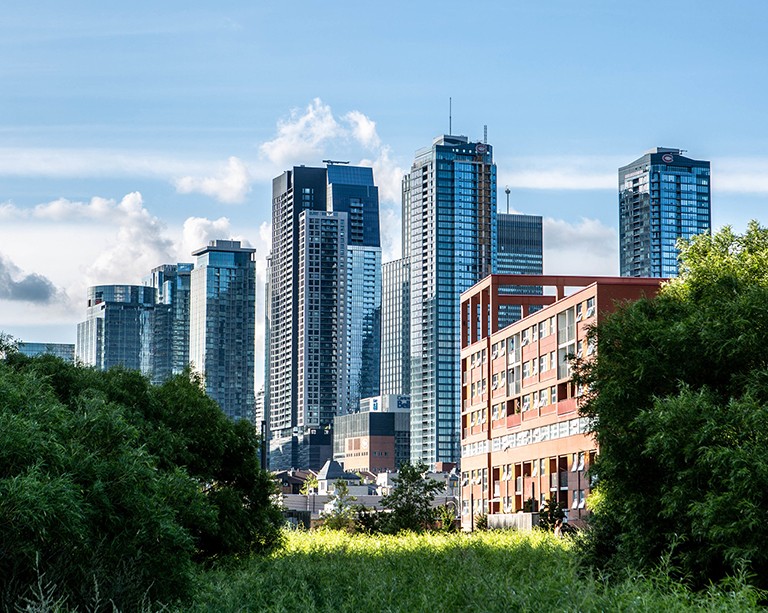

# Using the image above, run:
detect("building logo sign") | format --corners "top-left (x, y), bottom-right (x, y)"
top-left (661, 153), bottom-right (674, 163)
top-left (476, 143), bottom-right (488, 154)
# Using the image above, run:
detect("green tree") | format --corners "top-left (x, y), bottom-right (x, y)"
top-left (0, 353), bottom-right (283, 609)
top-left (537, 497), bottom-right (566, 532)
top-left (573, 221), bottom-right (768, 588)
top-left (322, 479), bottom-right (357, 531)
top-left (380, 462), bottom-right (444, 533)
top-left (300, 473), bottom-right (318, 495)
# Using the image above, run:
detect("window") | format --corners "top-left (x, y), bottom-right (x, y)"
top-left (586, 297), bottom-right (595, 318)
top-left (576, 303), bottom-right (584, 322)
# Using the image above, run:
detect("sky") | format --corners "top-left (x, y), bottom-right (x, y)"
top-left (2, 1), bottom-right (768, 387)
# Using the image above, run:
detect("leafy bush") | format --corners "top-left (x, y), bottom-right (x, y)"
top-left (574, 222), bottom-right (768, 588)
top-left (0, 352), bottom-right (282, 610)
top-left (379, 462), bottom-right (444, 533)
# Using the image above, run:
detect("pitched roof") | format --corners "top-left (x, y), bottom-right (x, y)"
top-left (316, 460), bottom-right (360, 482)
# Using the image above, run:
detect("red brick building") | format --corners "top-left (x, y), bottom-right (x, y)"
top-left (459, 275), bottom-right (661, 530)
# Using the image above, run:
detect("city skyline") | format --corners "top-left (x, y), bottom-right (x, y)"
top-left (3, 2), bottom-right (768, 399)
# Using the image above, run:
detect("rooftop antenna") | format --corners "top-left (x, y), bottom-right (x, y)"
top-left (449, 97), bottom-right (452, 135)
top-left (505, 186), bottom-right (511, 214)
top-left (484, 125), bottom-right (488, 145)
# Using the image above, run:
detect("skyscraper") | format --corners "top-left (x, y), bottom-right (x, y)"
top-left (267, 164), bottom-right (381, 470)
top-left (189, 240), bottom-right (256, 421)
top-left (619, 148), bottom-right (711, 277)
top-left (380, 257), bottom-right (410, 396)
top-left (326, 164), bottom-right (382, 410)
top-left (144, 262), bottom-right (193, 383)
top-left (76, 285), bottom-right (156, 373)
top-left (496, 213), bottom-right (543, 328)
top-left (403, 135), bottom-right (497, 467)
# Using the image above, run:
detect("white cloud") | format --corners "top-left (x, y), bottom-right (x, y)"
top-left (359, 145), bottom-right (405, 205)
top-left (175, 156), bottom-right (252, 204)
top-left (543, 217), bottom-right (618, 276)
top-left (379, 206), bottom-right (402, 263)
top-left (0, 147), bottom-right (209, 178)
top-left (344, 110), bottom-right (381, 149)
top-left (176, 216), bottom-right (237, 260)
top-left (259, 98), bottom-right (344, 168)
top-left (85, 192), bottom-right (175, 285)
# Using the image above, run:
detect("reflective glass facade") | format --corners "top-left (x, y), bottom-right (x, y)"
top-left (496, 213), bottom-right (544, 328)
top-left (189, 240), bottom-right (256, 422)
top-left (144, 262), bottom-right (193, 383)
top-left (76, 285), bottom-right (156, 373)
top-left (380, 257), bottom-right (411, 396)
top-left (404, 135), bottom-right (497, 467)
top-left (18, 342), bottom-right (75, 363)
top-left (620, 148), bottom-right (711, 277)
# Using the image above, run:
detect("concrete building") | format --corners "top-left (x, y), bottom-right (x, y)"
top-left (459, 274), bottom-right (662, 530)
top-left (189, 240), bottom-right (256, 421)
top-left (619, 148), bottom-right (711, 278)
top-left (403, 135), bottom-right (496, 468)
top-left (333, 396), bottom-right (411, 473)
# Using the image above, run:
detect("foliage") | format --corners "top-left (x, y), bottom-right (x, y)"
top-left (321, 480), bottom-right (357, 531)
top-left (187, 530), bottom-right (766, 612)
top-left (573, 221), bottom-right (768, 588)
top-left (434, 503), bottom-right (458, 533)
top-left (0, 352), bottom-right (283, 610)
top-left (300, 473), bottom-right (318, 495)
top-left (537, 497), bottom-right (566, 532)
top-left (474, 514), bottom-right (488, 531)
top-left (380, 462), bottom-right (445, 533)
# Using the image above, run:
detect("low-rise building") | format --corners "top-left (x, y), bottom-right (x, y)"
top-left (459, 274), bottom-right (662, 530)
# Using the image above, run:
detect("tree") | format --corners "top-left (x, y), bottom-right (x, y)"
top-left (537, 497), bottom-right (566, 532)
top-left (0, 353), bottom-right (283, 609)
top-left (573, 222), bottom-right (768, 588)
top-left (380, 462), bottom-right (444, 533)
top-left (322, 479), bottom-right (357, 531)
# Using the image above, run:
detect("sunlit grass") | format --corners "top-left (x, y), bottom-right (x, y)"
top-left (186, 530), bottom-right (764, 612)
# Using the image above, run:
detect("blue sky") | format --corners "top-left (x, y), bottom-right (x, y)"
top-left (2, 1), bottom-right (768, 367)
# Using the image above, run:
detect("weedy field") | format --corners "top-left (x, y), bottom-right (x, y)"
top-left (186, 530), bottom-right (764, 612)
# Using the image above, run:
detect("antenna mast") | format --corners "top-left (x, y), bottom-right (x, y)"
top-left (505, 186), bottom-right (511, 214)
top-left (449, 97), bottom-right (452, 135)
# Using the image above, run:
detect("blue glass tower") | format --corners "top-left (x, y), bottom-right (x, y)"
top-left (326, 164), bottom-right (382, 412)
top-left (620, 148), bottom-right (711, 277)
top-left (496, 213), bottom-right (543, 328)
top-left (76, 285), bottom-right (156, 373)
top-left (404, 135), bottom-right (497, 467)
top-left (144, 262), bottom-right (193, 383)
top-left (190, 240), bottom-right (256, 422)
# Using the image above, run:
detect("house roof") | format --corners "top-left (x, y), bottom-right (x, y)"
top-left (316, 460), bottom-right (360, 482)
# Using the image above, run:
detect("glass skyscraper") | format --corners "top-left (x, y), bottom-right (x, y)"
top-left (144, 262), bottom-right (193, 383)
top-left (189, 240), bottom-right (256, 422)
top-left (267, 164), bottom-right (381, 470)
top-left (404, 135), bottom-right (497, 467)
top-left (619, 148), bottom-right (711, 277)
top-left (380, 257), bottom-right (411, 397)
top-left (327, 164), bottom-right (382, 411)
top-left (76, 285), bottom-right (156, 373)
top-left (496, 213), bottom-right (544, 328)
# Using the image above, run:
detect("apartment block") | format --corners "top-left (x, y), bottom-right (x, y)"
top-left (459, 274), bottom-right (662, 530)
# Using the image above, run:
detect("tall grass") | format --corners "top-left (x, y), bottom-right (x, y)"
top-left (186, 530), bottom-right (764, 612)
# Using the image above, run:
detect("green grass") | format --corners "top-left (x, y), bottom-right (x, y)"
top-left (186, 530), bottom-right (764, 612)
